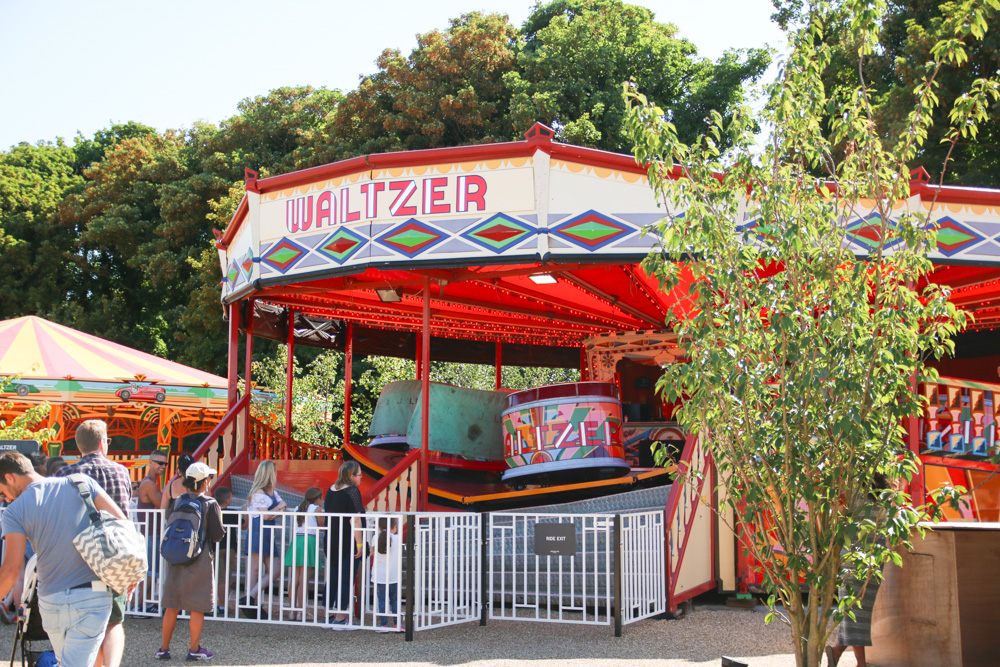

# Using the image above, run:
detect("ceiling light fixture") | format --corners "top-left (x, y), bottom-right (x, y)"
top-left (529, 273), bottom-right (558, 285)
top-left (375, 287), bottom-right (403, 303)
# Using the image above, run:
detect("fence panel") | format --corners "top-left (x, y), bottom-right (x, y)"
top-left (488, 512), bottom-right (615, 625)
top-left (411, 512), bottom-right (481, 631)
top-left (126, 508), bottom-right (408, 631)
top-left (620, 510), bottom-right (666, 624)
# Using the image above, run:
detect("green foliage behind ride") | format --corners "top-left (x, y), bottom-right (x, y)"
top-left (0, 0), bottom-right (768, 376)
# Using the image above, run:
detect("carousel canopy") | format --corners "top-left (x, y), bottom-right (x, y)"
top-left (0, 316), bottom-right (227, 409)
top-left (217, 123), bottom-right (1000, 349)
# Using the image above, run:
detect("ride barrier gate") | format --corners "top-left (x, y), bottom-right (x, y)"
top-left (116, 508), bottom-right (665, 639)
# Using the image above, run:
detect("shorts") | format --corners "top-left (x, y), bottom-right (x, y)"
top-left (284, 535), bottom-right (318, 567)
top-left (37, 588), bottom-right (112, 667)
top-left (108, 591), bottom-right (126, 625)
top-left (249, 517), bottom-right (278, 557)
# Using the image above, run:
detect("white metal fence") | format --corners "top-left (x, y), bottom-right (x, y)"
top-left (620, 511), bottom-right (667, 625)
top-left (487, 511), bottom-right (666, 634)
top-left (0, 505), bottom-right (664, 639)
top-left (410, 513), bottom-right (481, 632)
top-left (128, 508), bottom-right (406, 633)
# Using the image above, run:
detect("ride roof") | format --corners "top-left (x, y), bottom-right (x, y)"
top-left (0, 315), bottom-right (227, 387)
top-left (217, 124), bottom-right (1000, 352)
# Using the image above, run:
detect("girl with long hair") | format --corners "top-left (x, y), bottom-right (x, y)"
top-left (283, 487), bottom-right (325, 621)
top-left (241, 460), bottom-right (287, 615)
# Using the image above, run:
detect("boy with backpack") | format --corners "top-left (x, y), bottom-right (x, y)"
top-left (156, 462), bottom-right (224, 661)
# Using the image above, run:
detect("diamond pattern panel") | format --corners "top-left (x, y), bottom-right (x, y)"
top-left (375, 219), bottom-right (445, 257)
top-left (261, 238), bottom-right (307, 273)
top-left (845, 213), bottom-right (904, 251)
top-left (239, 249), bottom-right (254, 280)
top-left (462, 213), bottom-right (534, 253)
top-left (935, 216), bottom-right (984, 257)
top-left (552, 211), bottom-right (629, 251)
top-left (318, 227), bottom-right (367, 264)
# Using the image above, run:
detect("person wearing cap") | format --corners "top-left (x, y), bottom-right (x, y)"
top-left (156, 462), bottom-right (224, 661)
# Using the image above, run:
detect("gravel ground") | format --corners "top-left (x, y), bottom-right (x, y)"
top-left (0, 604), bottom-right (861, 667)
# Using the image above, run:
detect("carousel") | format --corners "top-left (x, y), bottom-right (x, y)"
top-left (206, 123), bottom-right (1000, 606)
top-left (0, 315), bottom-right (228, 477)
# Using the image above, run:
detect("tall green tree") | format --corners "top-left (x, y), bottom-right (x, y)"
top-left (507, 0), bottom-right (770, 151)
top-left (308, 12), bottom-right (518, 166)
top-left (0, 141), bottom-right (82, 321)
top-left (625, 0), bottom-right (995, 664)
top-left (771, 0), bottom-right (1000, 186)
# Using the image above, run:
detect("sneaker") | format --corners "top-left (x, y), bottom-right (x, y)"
top-left (215, 606), bottom-right (225, 616)
top-left (329, 618), bottom-right (358, 631)
top-left (186, 647), bottom-right (213, 661)
top-left (375, 625), bottom-right (392, 633)
top-left (154, 649), bottom-right (171, 660)
top-left (144, 604), bottom-right (160, 615)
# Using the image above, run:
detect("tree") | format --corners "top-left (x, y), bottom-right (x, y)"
top-left (507, 0), bottom-right (770, 151)
top-left (308, 12), bottom-right (519, 166)
top-left (771, 0), bottom-right (1000, 186)
top-left (624, 0), bottom-right (996, 664)
top-left (0, 141), bottom-right (82, 321)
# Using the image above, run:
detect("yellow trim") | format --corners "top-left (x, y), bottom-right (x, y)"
top-left (463, 474), bottom-right (636, 504)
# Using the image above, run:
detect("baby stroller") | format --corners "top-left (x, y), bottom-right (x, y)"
top-left (9, 555), bottom-right (55, 667)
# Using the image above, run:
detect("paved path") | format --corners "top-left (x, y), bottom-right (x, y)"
top-left (0, 605), bottom-right (863, 666)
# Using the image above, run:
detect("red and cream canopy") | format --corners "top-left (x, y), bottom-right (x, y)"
top-left (218, 124), bottom-right (1000, 345)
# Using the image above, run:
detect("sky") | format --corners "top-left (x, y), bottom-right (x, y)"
top-left (0, 0), bottom-right (786, 151)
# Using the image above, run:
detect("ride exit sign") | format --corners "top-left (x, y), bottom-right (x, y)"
top-left (534, 522), bottom-right (576, 556)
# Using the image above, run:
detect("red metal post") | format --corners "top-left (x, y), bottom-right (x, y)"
top-left (344, 321), bottom-right (354, 449)
top-left (285, 308), bottom-right (295, 460)
top-left (227, 302), bottom-right (240, 408)
top-left (909, 373), bottom-right (925, 505)
top-left (579, 347), bottom-right (588, 381)
top-left (240, 299), bottom-right (254, 459)
top-left (494, 341), bottom-right (502, 390)
top-left (415, 332), bottom-right (423, 380)
top-left (420, 275), bottom-right (431, 511)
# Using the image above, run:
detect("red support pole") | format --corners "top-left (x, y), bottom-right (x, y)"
top-left (580, 347), bottom-right (588, 381)
top-left (415, 332), bottom-right (423, 380)
top-left (227, 302), bottom-right (240, 408)
top-left (344, 321), bottom-right (354, 449)
top-left (909, 374), bottom-right (925, 505)
top-left (495, 341), bottom-right (502, 390)
top-left (240, 299), bottom-right (254, 459)
top-left (285, 308), bottom-right (295, 460)
top-left (420, 275), bottom-right (431, 512)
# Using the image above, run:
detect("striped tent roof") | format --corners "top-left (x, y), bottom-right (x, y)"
top-left (0, 316), bottom-right (226, 387)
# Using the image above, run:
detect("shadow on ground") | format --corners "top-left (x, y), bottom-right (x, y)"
top-left (0, 604), bottom-right (847, 667)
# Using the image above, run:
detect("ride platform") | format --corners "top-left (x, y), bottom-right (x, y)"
top-left (237, 444), bottom-right (670, 512)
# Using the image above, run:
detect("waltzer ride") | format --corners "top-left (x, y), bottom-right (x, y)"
top-left (195, 123), bottom-right (1000, 616)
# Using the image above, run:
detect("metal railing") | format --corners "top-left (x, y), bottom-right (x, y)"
top-left (409, 513), bottom-right (481, 633)
top-left (0, 503), bottom-right (665, 640)
top-left (127, 508), bottom-right (406, 632)
top-left (487, 511), bottom-right (665, 634)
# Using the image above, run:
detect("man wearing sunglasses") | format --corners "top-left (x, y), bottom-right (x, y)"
top-left (135, 452), bottom-right (170, 616)
top-left (137, 454), bottom-right (168, 510)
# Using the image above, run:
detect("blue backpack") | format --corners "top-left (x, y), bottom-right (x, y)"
top-left (160, 495), bottom-right (206, 565)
